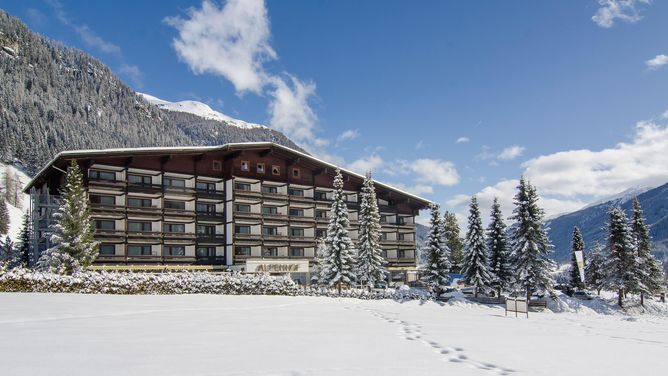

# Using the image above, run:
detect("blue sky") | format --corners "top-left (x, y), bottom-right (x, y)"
top-left (2, 0), bottom-right (668, 223)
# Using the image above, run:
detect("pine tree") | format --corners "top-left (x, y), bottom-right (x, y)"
top-left (585, 243), bottom-right (606, 296)
top-left (0, 236), bottom-right (20, 268)
top-left (603, 207), bottom-right (640, 307)
top-left (311, 238), bottom-right (326, 286)
top-left (443, 211), bottom-right (464, 273)
top-left (36, 160), bottom-right (99, 274)
top-left (509, 178), bottom-right (555, 300)
top-left (487, 197), bottom-right (511, 297)
top-left (462, 196), bottom-right (492, 297)
top-left (0, 197), bottom-right (8, 235)
top-left (320, 169), bottom-right (357, 293)
top-left (630, 198), bottom-right (665, 306)
top-left (17, 211), bottom-right (31, 267)
top-left (355, 174), bottom-right (387, 290)
top-left (569, 227), bottom-right (586, 291)
top-left (422, 204), bottom-right (451, 295)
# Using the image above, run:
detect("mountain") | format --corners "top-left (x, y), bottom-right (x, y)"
top-left (546, 182), bottom-right (668, 265)
top-left (0, 10), bottom-right (302, 174)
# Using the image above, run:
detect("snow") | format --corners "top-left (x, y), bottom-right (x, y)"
top-left (582, 185), bottom-right (653, 210)
top-left (0, 293), bottom-right (666, 376)
top-left (138, 92), bottom-right (266, 129)
top-left (0, 163), bottom-right (31, 242)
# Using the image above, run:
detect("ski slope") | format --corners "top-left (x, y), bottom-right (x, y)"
top-left (0, 293), bottom-right (665, 376)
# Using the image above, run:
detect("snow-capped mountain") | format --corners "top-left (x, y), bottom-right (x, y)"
top-left (138, 93), bottom-right (265, 130)
top-left (581, 185), bottom-right (653, 210)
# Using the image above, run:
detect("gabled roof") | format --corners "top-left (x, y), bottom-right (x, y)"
top-left (24, 142), bottom-right (433, 207)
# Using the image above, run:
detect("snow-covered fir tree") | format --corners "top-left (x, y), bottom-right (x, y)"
top-left (422, 204), bottom-right (451, 295)
top-left (569, 227), bottom-right (586, 291)
top-left (355, 174), bottom-right (387, 290)
top-left (509, 178), bottom-right (555, 299)
top-left (36, 161), bottom-right (99, 274)
top-left (603, 206), bottom-right (641, 307)
top-left (443, 211), bottom-right (464, 273)
top-left (0, 197), bottom-right (8, 235)
top-left (0, 236), bottom-right (20, 268)
top-left (630, 198), bottom-right (665, 306)
top-left (585, 243), bottom-right (606, 295)
top-left (462, 196), bottom-right (492, 297)
top-left (311, 238), bottom-right (327, 286)
top-left (320, 169), bottom-right (357, 293)
top-left (487, 197), bottom-right (511, 297)
top-left (17, 212), bottom-right (31, 267)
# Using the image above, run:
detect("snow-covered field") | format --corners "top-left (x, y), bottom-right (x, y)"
top-left (1, 293), bottom-right (666, 376)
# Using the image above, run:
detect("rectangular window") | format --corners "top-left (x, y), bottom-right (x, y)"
top-left (163, 223), bottom-right (186, 233)
top-left (163, 177), bottom-right (186, 188)
top-left (380, 250), bottom-right (388, 258)
top-left (380, 233), bottom-right (388, 241)
top-left (262, 247), bottom-right (278, 257)
top-left (164, 200), bottom-right (186, 210)
top-left (196, 181), bottom-right (216, 192)
top-left (90, 194), bottom-right (115, 206)
top-left (398, 233), bottom-right (406, 241)
top-left (235, 246), bottom-right (251, 256)
top-left (262, 226), bottom-right (277, 236)
top-left (396, 217), bottom-right (406, 226)
top-left (314, 191), bottom-right (328, 200)
top-left (292, 168), bottom-right (301, 179)
top-left (315, 210), bottom-right (327, 219)
top-left (127, 245), bottom-right (151, 256)
top-left (271, 165), bottom-right (280, 175)
top-left (99, 244), bottom-right (115, 255)
top-left (316, 229), bottom-right (326, 238)
top-left (196, 247), bottom-right (216, 257)
top-left (380, 215), bottom-right (388, 224)
top-left (127, 197), bottom-right (152, 208)
top-left (164, 245), bottom-right (185, 256)
top-left (127, 221), bottom-right (151, 232)
top-left (196, 202), bottom-right (216, 214)
top-left (128, 174), bottom-right (151, 186)
top-left (289, 208), bottom-right (304, 217)
top-left (235, 225), bottom-right (251, 234)
top-left (235, 204), bottom-right (251, 213)
top-left (398, 250), bottom-right (407, 259)
top-left (240, 161), bottom-right (250, 171)
top-left (288, 188), bottom-right (304, 197)
top-left (196, 225), bottom-right (216, 235)
top-left (257, 163), bottom-right (265, 174)
top-left (95, 220), bottom-right (115, 230)
top-left (289, 247), bottom-right (304, 257)
top-left (212, 160), bottom-right (222, 171)
top-left (290, 228), bottom-right (304, 237)
top-left (235, 182), bottom-right (251, 191)
top-left (262, 206), bottom-right (278, 215)
top-left (261, 185), bottom-right (278, 194)
top-left (89, 170), bottom-right (115, 181)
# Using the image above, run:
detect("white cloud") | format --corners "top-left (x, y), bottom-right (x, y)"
top-left (337, 129), bottom-right (360, 142)
top-left (646, 54), bottom-right (668, 70)
top-left (388, 182), bottom-right (434, 196)
top-left (118, 64), bottom-right (142, 87)
top-left (397, 159), bottom-right (460, 187)
top-left (455, 137), bottom-right (470, 144)
top-left (268, 75), bottom-right (321, 146)
top-left (348, 154), bottom-right (384, 174)
top-left (497, 145), bottom-right (525, 160)
top-left (592, 0), bottom-right (650, 28)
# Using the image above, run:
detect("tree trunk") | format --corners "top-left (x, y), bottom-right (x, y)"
top-left (640, 293), bottom-right (644, 307)
top-left (618, 288), bottom-right (623, 307)
top-left (337, 281), bottom-right (341, 295)
top-left (597, 288), bottom-right (601, 296)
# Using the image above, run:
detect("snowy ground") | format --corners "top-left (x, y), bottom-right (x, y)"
top-left (1, 293), bottom-right (666, 376)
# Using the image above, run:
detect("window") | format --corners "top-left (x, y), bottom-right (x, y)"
top-left (235, 204), bottom-right (251, 213)
top-left (212, 160), bottom-right (222, 171)
top-left (127, 197), bottom-right (152, 208)
top-left (396, 217), bottom-right (406, 226)
top-left (380, 215), bottom-right (388, 224)
top-left (235, 246), bottom-right (251, 256)
top-left (164, 200), bottom-right (186, 210)
top-left (262, 226), bottom-right (277, 236)
top-left (235, 182), bottom-right (251, 191)
top-left (314, 191), bottom-right (328, 200)
top-left (316, 229), bottom-right (326, 238)
top-left (290, 228), bottom-right (304, 237)
top-left (163, 223), bottom-right (186, 233)
top-left (261, 185), bottom-right (277, 194)
top-left (262, 206), bottom-right (278, 215)
top-left (95, 220), bottom-right (115, 230)
top-left (164, 245), bottom-right (185, 256)
top-left (128, 221), bottom-right (151, 232)
top-left (240, 161), bottom-right (250, 171)
top-left (380, 250), bottom-right (388, 258)
top-left (397, 250), bottom-right (407, 259)
top-left (289, 247), bottom-right (304, 257)
top-left (292, 168), bottom-right (301, 179)
top-left (262, 247), bottom-right (278, 257)
top-left (288, 188), bottom-right (304, 197)
top-left (163, 177), bottom-right (186, 188)
top-left (196, 202), bottom-right (216, 214)
top-left (196, 181), bottom-right (216, 192)
top-left (196, 247), bottom-right (216, 258)
top-left (271, 165), bottom-right (280, 175)
top-left (89, 170), bottom-right (115, 181)
top-left (398, 233), bottom-right (407, 241)
top-left (127, 245), bottom-right (151, 256)
top-left (257, 163), bottom-right (265, 174)
top-left (90, 194), bottom-right (115, 206)
top-left (289, 208), bottom-right (304, 217)
top-left (196, 225), bottom-right (216, 235)
top-left (380, 233), bottom-right (388, 241)
top-left (128, 174), bottom-right (151, 186)
top-left (99, 244), bottom-right (115, 255)
top-left (315, 210), bottom-right (327, 219)
top-left (235, 225), bottom-right (251, 234)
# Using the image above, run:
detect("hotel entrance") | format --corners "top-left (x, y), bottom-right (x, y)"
top-left (245, 259), bottom-right (311, 285)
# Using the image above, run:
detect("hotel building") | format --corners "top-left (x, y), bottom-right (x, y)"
top-left (24, 143), bottom-right (431, 284)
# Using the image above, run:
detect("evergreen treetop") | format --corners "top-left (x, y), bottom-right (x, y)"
top-left (355, 173), bottom-right (387, 289)
top-left (487, 197), bottom-right (511, 294)
top-left (630, 198), bottom-right (665, 303)
top-left (443, 211), bottom-right (464, 273)
top-left (462, 196), bottom-right (492, 297)
top-left (422, 203), bottom-right (451, 294)
top-left (569, 227), bottom-right (586, 290)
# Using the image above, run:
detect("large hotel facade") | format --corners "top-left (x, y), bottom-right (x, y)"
top-left (24, 142), bottom-right (431, 284)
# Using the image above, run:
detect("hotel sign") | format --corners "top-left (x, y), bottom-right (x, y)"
top-left (246, 259), bottom-right (309, 273)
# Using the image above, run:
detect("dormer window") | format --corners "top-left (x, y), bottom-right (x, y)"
top-left (257, 163), bottom-right (265, 174)
top-left (292, 168), bottom-right (301, 179)
top-left (240, 161), bottom-right (250, 172)
top-left (272, 165), bottom-right (281, 175)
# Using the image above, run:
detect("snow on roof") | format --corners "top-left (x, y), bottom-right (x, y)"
top-left (25, 142), bottom-right (433, 206)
